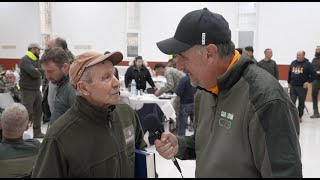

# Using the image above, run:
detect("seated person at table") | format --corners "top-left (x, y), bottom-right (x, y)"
top-left (0, 103), bottom-right (40, 178)
top-left (0, 66), bottom-right (20, 102)
top-left (153, 63), bottom-right (185, 134)
top-left (125, 55), bottom-right (156, 92)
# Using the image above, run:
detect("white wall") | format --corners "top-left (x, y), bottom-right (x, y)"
top-left (256, 2), bottom-right (320, 65)
top-left (0, 2), bottom-right (41, 58)
top-left (2, 2), bottom-right (320, 65)
top-left (140, 2), bottom-right (238, 62)
top-left (51, 2), bottom-right (127, 57)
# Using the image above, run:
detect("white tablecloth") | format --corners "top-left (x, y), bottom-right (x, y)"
top-left (119, 75), bottom-right (166, 90)
top-left (120, 91), bottom-right (176, 121)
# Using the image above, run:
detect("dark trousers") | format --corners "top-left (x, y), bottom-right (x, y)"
top-left (20, 89), bottom-right (43, 135)
top-left (178, 103), bottom-right (194, 136)
top-left (312, 80), bottom-right (320, 115)
top-left (290, 86), bottom-right (308, 117)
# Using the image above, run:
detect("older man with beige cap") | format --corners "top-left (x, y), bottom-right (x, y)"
top-left (32, 51), bottom-right (147, 178)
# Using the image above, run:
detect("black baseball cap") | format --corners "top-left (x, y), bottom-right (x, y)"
top-left (156, 8), bottom-right (231, 55)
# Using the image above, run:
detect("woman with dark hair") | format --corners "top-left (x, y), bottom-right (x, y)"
top-left (124, 56), bottom-right (155, 92)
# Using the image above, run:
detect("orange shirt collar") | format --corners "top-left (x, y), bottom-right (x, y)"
top-left (206, 50), bottom-right (241, 95)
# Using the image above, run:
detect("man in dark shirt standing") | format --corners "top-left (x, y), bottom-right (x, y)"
top-left (288, 50), bottom-right (316, 122)
top-left (258, 48), bottom-right (279, 80)
top-left (175, 74), bottom-right (197, 136)
top-left (311, 46), bottom-right (320, 118)
top-left (244, 46), bottom-right (257, 64)
top-left (19, 43), bottom-right (45, 138)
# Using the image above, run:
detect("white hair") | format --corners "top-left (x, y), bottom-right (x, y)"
top-left (2, 103), bottom-right (29, 136)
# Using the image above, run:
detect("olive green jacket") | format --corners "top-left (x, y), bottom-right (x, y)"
top-left (32, 96), bottom-right (147, 178)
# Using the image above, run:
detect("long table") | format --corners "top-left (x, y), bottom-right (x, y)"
top-left (120, 91), bottom-right (176, 121)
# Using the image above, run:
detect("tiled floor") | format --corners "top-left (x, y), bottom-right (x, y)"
top-left (26, 101), bottom-right (320, 178)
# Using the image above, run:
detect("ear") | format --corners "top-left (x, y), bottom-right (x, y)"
top-left (62, 63), bottom-right (69, 74)
top-left (206, 44), bottom-right (218, 58)
top-left (77, 81), bottom-right (91, 96)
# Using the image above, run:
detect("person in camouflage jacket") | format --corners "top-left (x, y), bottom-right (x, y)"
top-left (0, 70), bottom-right (20, 102)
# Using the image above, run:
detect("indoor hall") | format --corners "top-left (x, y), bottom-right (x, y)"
top-left (1, 2), bottom-right (320, 178)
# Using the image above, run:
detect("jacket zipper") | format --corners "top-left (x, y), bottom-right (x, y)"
top-left (210, 95), bottom-right (218, 133)
top-left (108, 117), bottom-right (122, 176)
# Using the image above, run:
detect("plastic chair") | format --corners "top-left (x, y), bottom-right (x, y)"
top-left (0, 92), bottom-right (14, 109)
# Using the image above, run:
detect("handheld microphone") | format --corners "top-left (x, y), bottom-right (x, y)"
top-left (143, 114), bottom-right (184, 178)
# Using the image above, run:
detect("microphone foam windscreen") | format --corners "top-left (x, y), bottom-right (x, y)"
top-left (143, 114), bottom-right (162, 133)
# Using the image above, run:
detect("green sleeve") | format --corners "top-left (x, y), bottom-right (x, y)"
top-left (31, 138), bottom-right (68, 178)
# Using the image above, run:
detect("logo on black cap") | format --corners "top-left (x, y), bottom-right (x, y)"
top-left (157, 8), bottom-right (231, 55)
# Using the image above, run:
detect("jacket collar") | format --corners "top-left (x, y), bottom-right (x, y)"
top-left (133, 65), bottom-right (146, 71)
top-left (2, 137), bottom-right (23, 144)
top-left (26, 51), bottom-right (38, 61)
top-left (217, 55), bottom-right (254, 92)
top-left (57, 75), bottom-right (68, 87)
top-left (73, 96), bottom-right (116, 125)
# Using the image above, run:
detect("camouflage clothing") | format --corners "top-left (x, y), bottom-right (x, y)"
top-left (0, 71), bottom-right (20, 102)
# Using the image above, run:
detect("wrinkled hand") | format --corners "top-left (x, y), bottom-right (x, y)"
top-left (303, 82), bottom-right (309, 89)
top-left (154, 90), bottom-right (161, 97)
top-left (154, 132), bottom-right (179, 160)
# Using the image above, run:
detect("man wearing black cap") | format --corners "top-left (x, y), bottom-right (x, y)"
top-left (154, 8), bottom-right (302, 177)
top-left (19, 43), bottom-right (45, 138)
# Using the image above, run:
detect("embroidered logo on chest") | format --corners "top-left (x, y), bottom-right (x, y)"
top-left (123, 125), bottom-right (135, 144)
top-left (218, 111), bottom-right (234, 129)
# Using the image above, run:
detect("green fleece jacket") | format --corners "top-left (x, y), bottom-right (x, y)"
top-left (32, 96), bottom-right (147, 178)
top-left (19, 53), bottom-right (42, 90)
top-left (177, 56), bottom-right (302, 178)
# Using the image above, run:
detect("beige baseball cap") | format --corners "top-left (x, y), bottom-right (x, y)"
top-left (69, 51), bottom-right (123, 88)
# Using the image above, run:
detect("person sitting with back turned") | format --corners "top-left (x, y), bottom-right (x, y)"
top-left (0, 103), bottom-right (40, 178)
top-left (32, 51), bottom-right (147, 178)
top-left (154, 8), bottom-right (302, 178)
